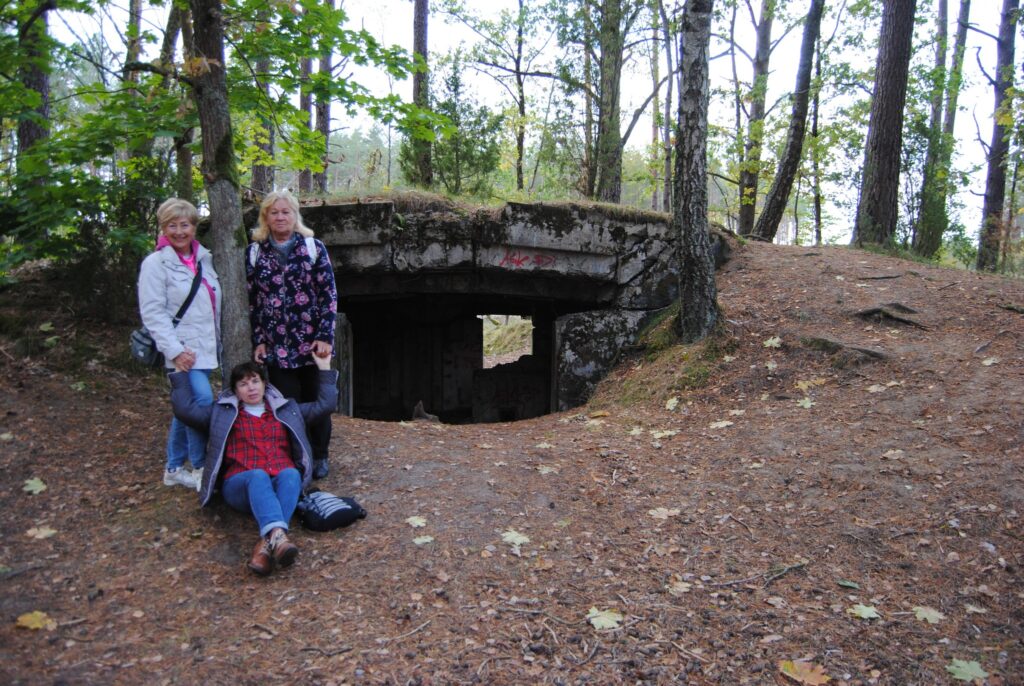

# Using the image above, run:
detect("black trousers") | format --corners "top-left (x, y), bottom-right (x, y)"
top-left (267, 364), bottom-right (332, 461)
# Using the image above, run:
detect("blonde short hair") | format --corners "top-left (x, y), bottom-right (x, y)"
top-left (157, 198), bottom-right (199, 229)
top-left (251, 190), bottom-right (315, 242)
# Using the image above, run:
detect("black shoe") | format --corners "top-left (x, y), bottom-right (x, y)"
top-left (313, 458), bottom-right (329, 480)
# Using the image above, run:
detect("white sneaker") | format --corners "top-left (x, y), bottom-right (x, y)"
top-left (192, 467), bottom-right (204, 491)
top-left (163, 468), bottom-right (197, 490)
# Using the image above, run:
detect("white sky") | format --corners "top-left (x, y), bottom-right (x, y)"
top-left (55, 0), bottom-right (1000, 243)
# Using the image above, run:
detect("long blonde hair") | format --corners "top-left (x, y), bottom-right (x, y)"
top-left (251, 190), bottom-right (315, 242)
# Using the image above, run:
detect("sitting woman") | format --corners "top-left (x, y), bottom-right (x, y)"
top-left (170, 353), bottom-right (337, 576)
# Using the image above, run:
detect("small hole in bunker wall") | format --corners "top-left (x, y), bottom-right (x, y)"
top-left (346, 302), bottom-right (555, 425)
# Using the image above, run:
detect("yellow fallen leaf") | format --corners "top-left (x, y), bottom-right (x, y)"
top-left (648, 507), bottom-right (681, 520)
top-left (779, 659), bottom-right (831, 684)
top-left (795, 377), bottom-right (827, 391)
top-left (534, 442), bottom-right (554, 449)
top-left (709, 420), bottom-right (734, 429)
top-left (16, 611), bottom-right (56, 631)
top-left (665, 397), bottom-right (679, 411)
top-left (26, 526), bottom-right (57, 539)
top-left (586, 607), bottom-right (623, 630)
top-left (589, 410), bottom-right (610, 418)
top-left (981, 357), bottom-right (999, 366)
top-left (763, 336), bottom-right (782, 348)
top-left (628, 426), bottom-right (644, 436)
top-left (405, 516), bottom-right (427, 528)
top-left (650, 429), bottom-right (678, 439)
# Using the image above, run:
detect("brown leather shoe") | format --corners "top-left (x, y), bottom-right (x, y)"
top-left (248, 537), bottom-right (273, 576)
top-left (267, 528), bottom-right (298, 568)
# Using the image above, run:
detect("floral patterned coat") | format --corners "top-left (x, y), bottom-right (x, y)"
top-left (246, 237), bottom-right (337, 369)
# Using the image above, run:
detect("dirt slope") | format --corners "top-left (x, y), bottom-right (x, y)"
top-left (0, 242), bottom-right (1021, 685)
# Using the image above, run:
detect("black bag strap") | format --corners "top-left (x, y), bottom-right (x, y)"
top-left (170, 261), bottom-right (203, 327)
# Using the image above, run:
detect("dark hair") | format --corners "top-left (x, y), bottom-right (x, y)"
top-left (229, 361), bottom-right (267, 391)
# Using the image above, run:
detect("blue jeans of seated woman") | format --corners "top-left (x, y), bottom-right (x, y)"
top-left (222, 468), bottom-right (301, 538)
top-left (166, 368), bottom-right (213, 471)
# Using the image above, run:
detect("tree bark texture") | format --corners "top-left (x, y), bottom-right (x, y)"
top-left (913, 0), bottom-right (949, 255)
top-left (976, 0), bottom-right (1018, 271)
top-left (674, 0), bottom-right (717, 344)
top-left (752, 0), bottom-right (823, 241)
top-left (412, 0), bottom-right (433, 186)
top-left (852, 0), bottom-right (918, 247)
top-left (658, 0), bottom-right (674, 212)
top-left (915, 0), bottom-right (970, 258)
top-left (251, 6), bottom-right (275, 197)
top-left (298, 54), bottom-right (313, 193)
top-left (737, 0), bottom-right (774, 236)
top-left (189, 0), bottom-right (249, 372)
top-left (16, 6), bottom-right (50, 171)
top-left (596, 0), bottom-right (626, 203)
top-left (313, 0), bottom-right (334, 195)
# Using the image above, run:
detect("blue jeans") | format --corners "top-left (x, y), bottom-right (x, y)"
top-left (166, 368), bottom-right (213, 471)
top-left (222, 468), bottom-right (301, 537)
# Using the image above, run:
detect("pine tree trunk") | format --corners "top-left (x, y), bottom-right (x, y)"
top-left (16, 6), bottom-right (50, 173)
top-left (752, 0), bottom-right (823, 241)
top-left (412, 0), bottom-right (433, 186)
top-left (189, 0), bottom-right (248, 372)
top-left (737, 0), bottom-right (774, 236)
top-left (976, 0), bottom-right (1018, 271)
top-left (674, 0), bottom-right (717, 344)
top-left (852, 0), bottom-right (918, 247)
top-left (913, 0), bottom-right (948, 255)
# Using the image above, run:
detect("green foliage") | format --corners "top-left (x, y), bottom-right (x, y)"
top-left (401, 52), bottom-right (504, 197)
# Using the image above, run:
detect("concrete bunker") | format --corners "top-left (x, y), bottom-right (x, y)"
top-left (287, 197), bottom-right (721, 423)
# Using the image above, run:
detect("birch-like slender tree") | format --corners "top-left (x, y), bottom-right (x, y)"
top-left (674, 0), bottom-right (717, 343)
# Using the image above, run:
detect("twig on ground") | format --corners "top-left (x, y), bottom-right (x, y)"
top-left (671, 642), bottom-right (711, 663)
top-left (252, 623), bottom-right (277, 636)
top-left (937, 282), bottom-right (960, 291)
top-left (764, 560), bottom-right (809, 587)
top-left (300, 645), bottom-right (352, 657)
top-left (727, 513), bottom-right (756, 540)
top-left (574, 641), bottom-right (600, 666)
top-left (377, 619), bottom-right (431, 644)
top-left (497, 605), bottom-right (580, 626)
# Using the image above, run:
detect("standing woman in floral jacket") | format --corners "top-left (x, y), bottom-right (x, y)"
top-left (246, 190), bottom-right (337, 479)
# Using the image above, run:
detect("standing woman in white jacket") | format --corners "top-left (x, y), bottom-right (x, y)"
top-left (138, 199), bottom-right (222, 490)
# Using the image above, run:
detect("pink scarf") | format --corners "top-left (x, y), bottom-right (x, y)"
top-left (155, 236), bottom-right (217, 317)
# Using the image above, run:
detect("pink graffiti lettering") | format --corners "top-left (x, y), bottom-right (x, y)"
top-left (499, 249), bottom-right (557, 269)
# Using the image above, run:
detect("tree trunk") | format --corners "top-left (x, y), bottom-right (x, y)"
top-left (915, 0), bottom-right (970, 258)
top-left (596, 0), bottom-right (625, 203)
top-left (811, 37), bottom-right (822, 246)
top-left (658, 0), bottom-right (674, 212)
top-left (251, 5), bottom-right (275, 196)
top-left (298, 54), bottom-right (313, 194)
top-left (674, 0), bottom-right (717, 344)
top-left (313, 0), bottom-right (334, 195)
top-left (752, 0), bottom-right (823, 241)
top-left (412, 0), bottom-right (433, 186)
top-left (175, 9), bottom-right (196, 203)
top-left (514, 0), bottom-right (526, 192)
top-left (650, 11), bottom-right (661, 211)
top-left (16, 5), bottom-right (51, 174)
top-left (913, 0), bottom-right (949, 254)
top-left (189, 0), bottom-right (249, 372)
top-left (737, 0), bottom-right (774, 236)
top-left (852, 0), bottom-right (918, 247)
top-left (976, 0), bottom-right (1018, 271)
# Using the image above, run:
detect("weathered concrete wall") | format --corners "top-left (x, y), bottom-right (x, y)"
top-left (273, 198), bottom-right (728, 420)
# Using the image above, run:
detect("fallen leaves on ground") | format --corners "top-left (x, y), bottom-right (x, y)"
top-left (586, 607), bottom-right (623, 630)
top-left (779, 659), bottom-right (831, 684)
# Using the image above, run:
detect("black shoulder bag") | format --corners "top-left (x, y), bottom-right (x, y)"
top-left (130, 261), bottom-right (204, 368)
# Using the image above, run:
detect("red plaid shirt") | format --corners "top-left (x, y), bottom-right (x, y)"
top-left (222, 403), bottom-right (295, 481)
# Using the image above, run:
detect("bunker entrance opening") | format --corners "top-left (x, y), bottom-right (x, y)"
top-left (340, 295), bottom-right (588, 424)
